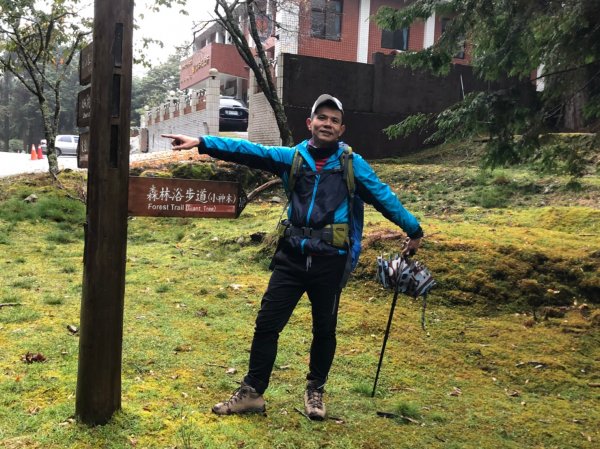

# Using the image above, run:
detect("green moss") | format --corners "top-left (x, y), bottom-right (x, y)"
top-left (0, 145), bottom-right (598, 449)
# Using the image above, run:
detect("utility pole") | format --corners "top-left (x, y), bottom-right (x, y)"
top-left (75, 0), bottom-right (133, 425)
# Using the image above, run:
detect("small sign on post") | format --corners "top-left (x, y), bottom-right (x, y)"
top-left (77, 87), bottom-right (92, 128)
top-left (77, 131), bottom-right (90, 168)
top-left (78, 43), bottom-right (93, 169)
top-left (128, 177), bottom-right (247, 218)
top-left (79, 43), bottom-right (93, 86)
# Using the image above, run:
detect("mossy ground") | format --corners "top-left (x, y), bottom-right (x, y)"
top-left (0, 142), bottom-right (598, 448)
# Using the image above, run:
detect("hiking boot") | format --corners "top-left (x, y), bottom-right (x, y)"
top-left (212, 382), bottom-right (266, 415)
top-left (304, 386), bottom-right (326, 420)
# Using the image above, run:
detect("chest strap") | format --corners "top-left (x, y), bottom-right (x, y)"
top-left (277, 220), bottom-right (349, 248)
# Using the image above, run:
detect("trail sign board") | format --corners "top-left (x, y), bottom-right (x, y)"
top-left (77, 131), bottom-right (89, 168)
top-left (128, 177), bottom-right (247, 218)
top-left (79, 43), bottom-right (93, 86)
top-left (77, 87), bottom-right (92, 127)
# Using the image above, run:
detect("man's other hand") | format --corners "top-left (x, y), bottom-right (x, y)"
top-left (402, 237), bottom-right (421, 257)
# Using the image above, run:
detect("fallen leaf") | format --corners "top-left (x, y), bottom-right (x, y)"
top-left (22, 352), bottom-right (46, 364)
top-left (449, 387), bottom-right (462, 396)
top-left (226, 367), bottom-right (237, 375)
top-left (174, 345), bottom-right (192, 352)
top-left (67, 324), bottom-right (78, 334)
top-left (58, 417), bottom-right (75, 426)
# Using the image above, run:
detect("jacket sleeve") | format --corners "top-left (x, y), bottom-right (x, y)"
top-left (352, 153), bottom-right (424, 239)
top-left (199, 136), bottom-right (294, 177)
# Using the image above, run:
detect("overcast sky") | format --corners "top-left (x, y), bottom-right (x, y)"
top-left (81, 1), bottom-right (213, 75)
top-left (133, 1), bottom-right (213, 73)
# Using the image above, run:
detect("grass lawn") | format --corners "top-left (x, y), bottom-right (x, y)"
top-left (0, 142), bottom-right (598, 448)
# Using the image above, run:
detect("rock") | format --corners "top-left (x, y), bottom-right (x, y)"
top-left (24, 194), bottom-right (38, 203)
top-left (540, 306), bottom-right (566, 319)
top-left (590, 310), bottom-right (600, 327)
top-left (250, 232), bottom-right (266, 243)
top-left (578, 303), bottom-right (591, 318)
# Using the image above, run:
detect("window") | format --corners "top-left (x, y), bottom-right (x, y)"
top-left (381, 27), bottom-right (409, 51)
top-left (311, 0), bottom-right (343, 41)
top-left (441, 18), bottom-right (465, 59)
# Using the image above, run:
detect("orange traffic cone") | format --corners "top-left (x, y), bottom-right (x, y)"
top-left (30, 144), bottom-right (38, 160)
top-left (37, 145), bottom-right (43, 159)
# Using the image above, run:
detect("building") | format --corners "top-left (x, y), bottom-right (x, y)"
top-left (179, 0), bottom-right (468, 96)
top-left (143, 1), bottom-right (478, 155)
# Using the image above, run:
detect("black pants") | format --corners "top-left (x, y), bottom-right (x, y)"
top-left (243, 250), bottom-right (347, 394)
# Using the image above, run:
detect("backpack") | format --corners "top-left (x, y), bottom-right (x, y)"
top-left (285, 145), bottom-right (364, 280)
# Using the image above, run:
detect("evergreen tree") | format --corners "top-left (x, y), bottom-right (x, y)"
top-left (376, 0), bottom-right (600, 175)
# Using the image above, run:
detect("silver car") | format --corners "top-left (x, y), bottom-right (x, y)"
top-left (55, 134), bottom-right (79, 156)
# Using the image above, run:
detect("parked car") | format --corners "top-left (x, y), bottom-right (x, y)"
top-left (54, 134), bottom-right (79, 156)
top-left (219, 97), bottom-right (248, 132)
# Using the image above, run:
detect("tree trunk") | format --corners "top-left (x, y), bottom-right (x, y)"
top-left (563, 67), bottom-right (588, 131)
top-left (2, 73), bottom-right (9, 152)
top-left (40, 100), bottom-right (59, 174)
top-left (564, 91), bottom-right (586, 130)
top-left (214, 0), bottom-right (294, 146)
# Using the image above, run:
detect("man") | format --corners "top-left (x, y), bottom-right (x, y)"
top-left (162, 94), bottom-right (423, 420)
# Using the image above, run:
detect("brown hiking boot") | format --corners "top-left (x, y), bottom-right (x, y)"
top-left (304, 386), bottom-right (326, 421)
top-left (212, 382), bottom-right (266, 415)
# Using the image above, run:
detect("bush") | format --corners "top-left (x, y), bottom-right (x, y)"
top-left (9, 139), bottom-right (24, 153)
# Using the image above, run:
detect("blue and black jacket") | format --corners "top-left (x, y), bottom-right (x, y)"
top-left (199, 136), bottom-right (423, 270)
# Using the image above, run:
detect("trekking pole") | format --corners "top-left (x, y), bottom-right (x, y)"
top-left (371, 279), bottom-right (401, 397)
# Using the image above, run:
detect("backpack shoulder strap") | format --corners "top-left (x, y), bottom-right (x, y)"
top-left (340, 144), bottom-right (355, 195)
top-left (287, 149), bottom-right (303, 196)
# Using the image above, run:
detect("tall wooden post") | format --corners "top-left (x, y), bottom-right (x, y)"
top-left (76, 0), bottom-right (133, 425)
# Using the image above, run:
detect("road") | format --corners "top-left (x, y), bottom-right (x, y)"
top-left (0, 151), bottom-right (80, 178)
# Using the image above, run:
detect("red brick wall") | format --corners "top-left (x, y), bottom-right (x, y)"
top-left (180, 43), bottom-right (248, 90)
top-left (368, 0), bottom-right (424, 63)
top-left (297, 0), bottom-right (360, 62)
top-left (367, 1), bottom-right (471, 64)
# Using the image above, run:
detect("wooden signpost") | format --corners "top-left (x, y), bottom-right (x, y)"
top-left (75, 0), bottom-right (249, 427)
top-left (76, 0), bottom-right (133, 425)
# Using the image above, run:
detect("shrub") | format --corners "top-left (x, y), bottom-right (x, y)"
top-left (9, 139), bottom-right (24, 153)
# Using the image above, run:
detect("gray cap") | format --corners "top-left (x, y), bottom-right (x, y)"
top-left (311, 94), bottom-right (343, 115)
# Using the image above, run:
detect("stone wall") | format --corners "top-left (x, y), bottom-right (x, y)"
top-left (247, 54), bottom-right (285, 146)
top-left (143, 71), bottom-right (220, 152)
